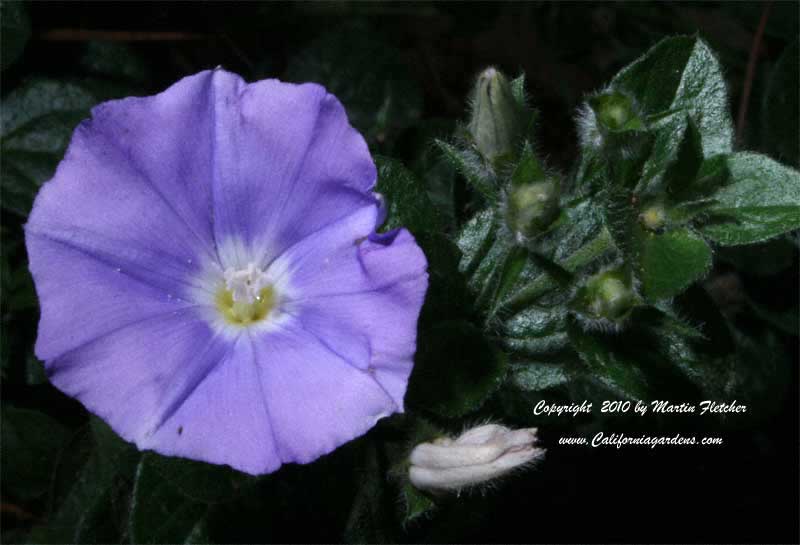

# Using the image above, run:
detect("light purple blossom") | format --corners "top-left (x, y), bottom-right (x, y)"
top-left (25, 69), bottom-right (428, 475)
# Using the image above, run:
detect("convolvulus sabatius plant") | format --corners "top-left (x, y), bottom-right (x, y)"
top-left (3, 20), bottom-right (797, 541)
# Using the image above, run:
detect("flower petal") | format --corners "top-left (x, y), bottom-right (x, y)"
top-left (26, 230), bottom-right (199, 361)
top-left (25, 74), bottom-right (234, 360)
top-left (45, 309), bottom-right (281, 474)
top-left (252, 322), bottom-right (398, 465)
top-left (140, 335), bottom-right (281, 474)
top-left (66, 71), bottom-right (224, 257)
top-left (270, 212), bottom-right (427, 410)
top-left (45, 310), bottom-right (221, 441)
top-left (204, 71), bottom-right (378, 266)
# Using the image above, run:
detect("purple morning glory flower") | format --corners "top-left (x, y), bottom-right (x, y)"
top-left (24, 69), bottom-right (428, 475)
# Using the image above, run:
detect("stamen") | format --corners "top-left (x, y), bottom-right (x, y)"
top-left (224, 263), bottom-right (269, 304)
top-left (217, 263), bottom-right (276, 325)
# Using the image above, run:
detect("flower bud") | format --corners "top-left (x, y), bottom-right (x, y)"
top-left (589, 91), bottom-right (643, 132)
top-left (504, 178), bottom-right (560, 240)
top-left (468, 67), bottom-right (522, 164)
top-left (577, 269), bottom-right (637, 324)
top-left (409, 424), bottom-right (544, 493)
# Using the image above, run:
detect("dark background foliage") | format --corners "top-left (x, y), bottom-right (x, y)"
top-left (1, 2), bottom-right (798, 543)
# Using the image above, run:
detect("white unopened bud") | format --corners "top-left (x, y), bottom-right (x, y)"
top-left (409, 424), bottom-right (544, 493)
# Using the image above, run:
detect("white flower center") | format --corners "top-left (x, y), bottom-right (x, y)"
top-left (223, 262), bottom-right (269, 305)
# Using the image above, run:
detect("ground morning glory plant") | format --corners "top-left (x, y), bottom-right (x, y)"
top-left (3, 25), bottom-right (798, 543)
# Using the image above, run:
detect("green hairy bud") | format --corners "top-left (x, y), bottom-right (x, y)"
top-left (574, 269), bottom-right (637, 330)
top-left (589, 91), bottom-right (643, 132)
top-left (468, 67), bottom-right (522, 164)
top-left (505, 178), bottom-right (560, 240)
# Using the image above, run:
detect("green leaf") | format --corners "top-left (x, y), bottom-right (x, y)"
top-left (503, 306), bottom-right (569, 356)
top-left (611, 35), bottom-right (734, 156)
top-left (728, 329), bottom-right (792, 422)
top-left (1, 80), bottom-right (97, 216)
top-left (435, 139), bottom-right (497, 202)
top-left (30, 419), bottom-right (139, 544)
top-left (390, 419), bottom-right (440, 527)
top-left (567, 321), bottom-right (651, 400)
top-left (641, 305), bottom-right (734, 398)
top-left (1, 228), bottom-right (37, 314)
top-left (401, 482), bottom-right (436, 526)
top-left (510, 73), bottom-right (527, 107)
top-left (80, 42), bottom-right (150, 83)
top-left (146, 453), bottom-right (254, 504)
top-left (659, 117), bottom-right (704, 200)
top-left (702, 152), bottom-right (800, 246)
top-left (1, 407), bottom-right (68, 501)
top-left (599, 184), bottom-right (639, 260)
top-left (510, 362), bottom-right (571, 392)
top-left (456, 208), bottom-right (497, 281)
top-left (407, 119), bottom-right (459, 228)
top-left (374, 155), bottom-right (442, 234)
top-left (407, 320), bottom-right (507, 418)
top-left (129, 454), bottom-right (208, 545)
top-left (476, 245), bottom-right (528, 313)
top-left (25, 353), bottom-right (48, 385)
top-left (747, 297), bottom-right (799, 337)
top-left (90, 417), bottom-right (139, 480)
top-left (494, 227), bottom-right (615, 320)
top-left (717, 236), bottom-right (796, 276)
top-left (456, 209), bottom-right (527, 316)
top-left (511, 143), bottom-right (546, 185)
top-left (415, 231), bottom-right (472, 323)
top-left (343, 442), bottom-right (393, 543)
top-left (551, 197), bottom-right (607, 262)
top-left (639, 227), bottom-right (712, 301)
top-left (761, 39), bottom-right (799, 168)
top-left (1, 1), bottom-right (31, 70)
top-left (285, 23), bottom-right (421, 148)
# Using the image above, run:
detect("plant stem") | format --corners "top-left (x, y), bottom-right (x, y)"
top-left (736, 1), bottom-right (772, 144)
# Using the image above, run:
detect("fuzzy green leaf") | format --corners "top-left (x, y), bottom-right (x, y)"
top-left (456, 208), bottom-right (497, 280)
top-left (504, 306), bottom-right (569, 356)
top-left (375, 155), bottom-right (443, 234)
top-left (435, 139), bottom-right (497, 202)
top-left (1, 80), bottom-right (97, 216)
top-left (28, 419), bottom-right (139, 544)
top-left (639, 227), bottom-right (712, 301)
top-left (129, 454), bottom-right (208, 545)
top-left (511, 363), bottom-right (571, 392)
top-left (659, 117), bottom-right (704, 199)
top-left (1, 407), bottom-right (68, 501)
top-left (761, 40), bottom-right (799, 168)
top-left (415, 231), bottom-right (472, 323)
top-left (717, 236), bottom-right (796, 276)
top-left (611, 35), bottom-right (733, 156)
top-left (567, 322), bottom-right (651, 400)
top-left (511, 143), bottom-right (546, 185)
top-left (702, 152), bottom-right (800, 246)
top-left (401, 483), bottom-right (436, 526)
top-left (146, 453), bottom-right (254, 505)
top-left (285, 23), bottom-right (421, 147)
top-left (407, 320), bottom-right (507, 418)
top-left (1, 1), bottom-right (30, 71)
